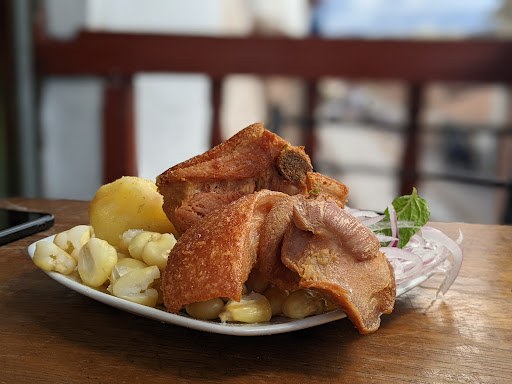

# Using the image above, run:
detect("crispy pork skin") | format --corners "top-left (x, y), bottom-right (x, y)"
top-left (306, 172), bottom-right (350, 205)
top-left (257, 197), bottom-right (301, 291)
top-left (281, 196), bottom-right (396, 334)
top-left (162, 190), bottom-right (287, 313)
top-left (156, 123), bottom-right (348, 234)
top-left (162, 191), bottom-right (395, 333)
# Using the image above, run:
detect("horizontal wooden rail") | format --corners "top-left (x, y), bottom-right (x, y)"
top-left (32, 30), bottom-right (512, 220)
top-left (35, 32), bottom-right (512, 83)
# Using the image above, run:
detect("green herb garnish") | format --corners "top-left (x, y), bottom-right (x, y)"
top-left (377, 187), bottom-right (430, 248)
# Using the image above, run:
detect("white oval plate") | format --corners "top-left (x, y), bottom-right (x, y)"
top-left (28, 235), bottom-right (431, 336)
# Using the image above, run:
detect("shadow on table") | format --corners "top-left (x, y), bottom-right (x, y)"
top-left (7, 269), bottom-right (369, 382)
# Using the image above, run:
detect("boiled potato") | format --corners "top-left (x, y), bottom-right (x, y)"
top-left (88, 176), bottom-right (176, 247)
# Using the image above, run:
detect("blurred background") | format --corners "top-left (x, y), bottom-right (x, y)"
top-left (1, 0), bottom-right (512, 224)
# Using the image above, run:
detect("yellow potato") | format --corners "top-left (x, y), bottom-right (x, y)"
top-left (88, 176), bottom-right (176, 247)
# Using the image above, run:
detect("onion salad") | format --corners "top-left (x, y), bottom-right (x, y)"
top-left (346, 189), bottom-right (463, 296)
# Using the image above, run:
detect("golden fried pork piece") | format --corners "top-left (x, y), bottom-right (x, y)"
top-left (156, 123), bottom-right (348, 235)
top-left (162, 190), bottom-right (286, 313)
top-left (281, 196), bottom-right (396, 334)
top-left (162, 191), bottom-right (396, 334)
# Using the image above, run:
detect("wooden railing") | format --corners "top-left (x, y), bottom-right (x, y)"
top-left (33, 30), bottom-right (512, 220)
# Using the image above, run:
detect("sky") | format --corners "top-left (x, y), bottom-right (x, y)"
top-left (313, 0), bottom-right (502, 37)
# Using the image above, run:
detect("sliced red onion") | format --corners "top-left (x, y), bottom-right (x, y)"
top-left (361, 214), bottom-right (385, 226)
top-left (367, 220), bottom-right (416, 231)
top-left (407, 234), bottom-right (422, 246)
top-left (346, 206), bottom-right (463, 296)
top-left (387, 204), bottom-right (398, 247)
top-left (375, 233), bottom-right (398, 243)
top-left (381, 226), bottom-right (462, 294)
top-left (419, 227), bottom-right (463, 295)
top-left (381, 247), bottom-right (424, 283)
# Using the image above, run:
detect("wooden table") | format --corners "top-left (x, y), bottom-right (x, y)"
top-left (1, 198), bottom-right (511, 384)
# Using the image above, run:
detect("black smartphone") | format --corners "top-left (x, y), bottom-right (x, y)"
top-left (0, 209), bottom-right (55, 246)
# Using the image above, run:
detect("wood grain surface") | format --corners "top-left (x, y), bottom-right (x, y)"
top-left (1, 198), bottom-right (511, 384)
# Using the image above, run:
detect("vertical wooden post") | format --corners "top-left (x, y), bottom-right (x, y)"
top-left (102, 77), bottom-right (137, 183)
top-left (400, 83), bottom-right (423, 196)
top-left (497, 88), bottom-right (512, 224)
top-left (210, 77), bottom-right (223, 148)
top-left (0, 0), bottom-right (17, 197)
top-left (305, 80), bottom-right (318, 167)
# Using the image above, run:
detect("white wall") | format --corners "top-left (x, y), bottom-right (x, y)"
top-left (40, 77), bottom-right (104, 200)
top-left (86, 0), bottom-right (252, 36)
top-left (134, 74), bottom-right (212, 180)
